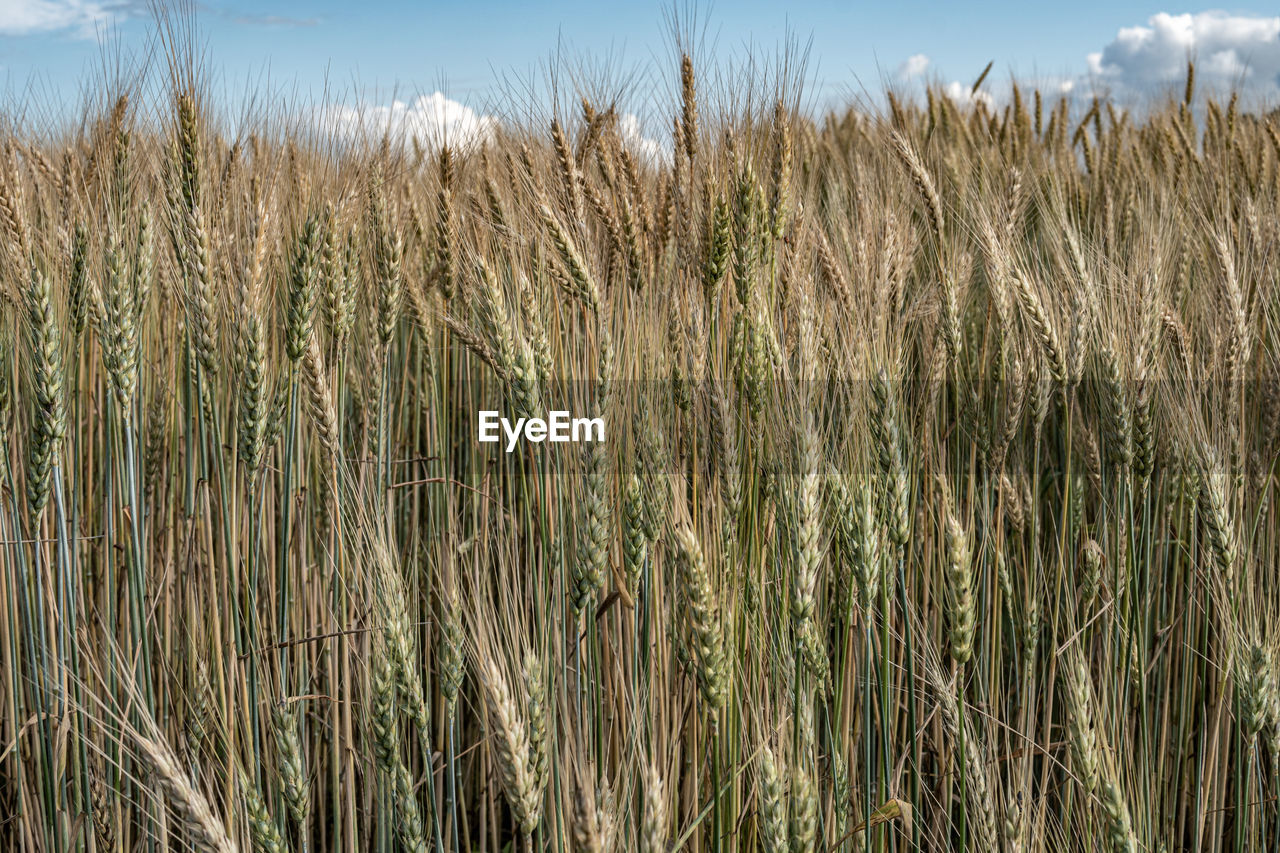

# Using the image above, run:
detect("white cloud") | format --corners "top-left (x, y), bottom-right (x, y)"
top-left (906, 10), bottom-right (1280, 108)
top-left (317, 92), bottom-right (497, 149)
top-left (618, 112), bottom-right (669, 166)
top-left (897, 54), bottom-right (931, 81)
top-left (1088, 11), bottom-right (1280, 97)
top-left (943, 80), bottom-right (995, 110)
top-left (0, 0), bottom-right (122, 38)
top-left (316, 95), bottom-right (670, 167)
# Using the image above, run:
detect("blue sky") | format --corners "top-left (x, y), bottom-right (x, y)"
top-left (3, 2), bottom-right (1279, 128)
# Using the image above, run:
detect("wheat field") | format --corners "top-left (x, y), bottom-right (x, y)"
top-left (0, 24), bottom-right (1278, 853)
